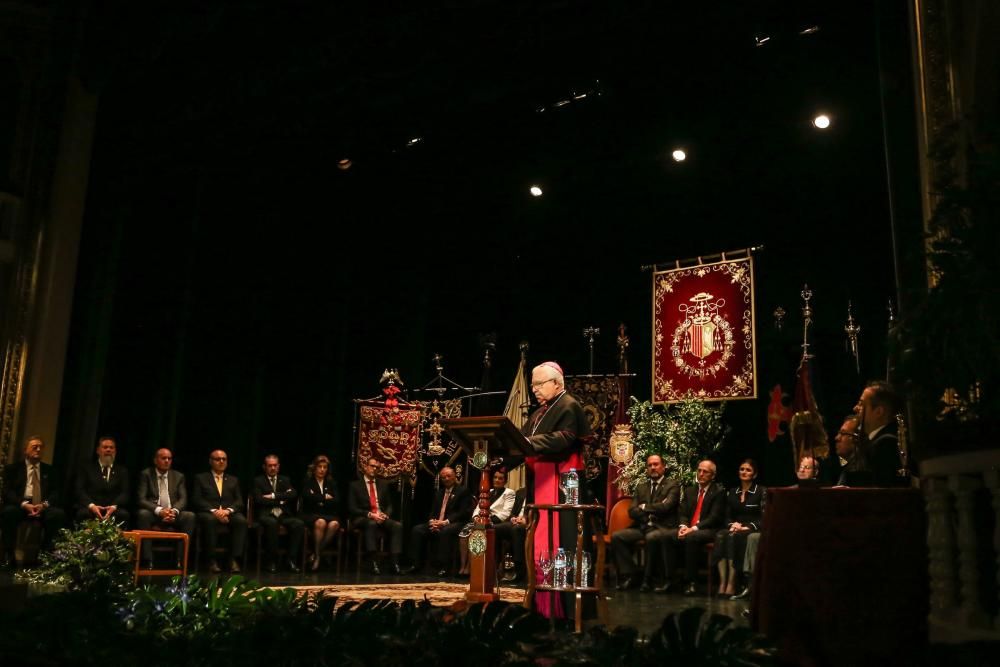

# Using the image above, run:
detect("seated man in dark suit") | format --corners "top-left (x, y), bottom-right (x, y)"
top-left (348, 457), bottom-right (403, 575)
top-left (495, 486), bottom-right (529, 583)
top-left (663, 459), bottom-right (726, 595)
top-left (191, 449), bottom-right (247, 574)
top-left (854, 380), bottom-right (905, 486)
top-left (136, 447), bottom-right (195, 568)
top-left (75, 436), bottom-right (130, 527)
top-left (405, 466), bottom-right (472, 577)
top-left (458, 468), bottom-right (516, 575)
top-left (252, 454), bottom-right (304, 573)
top-left (1, 435), bottom-right (67, 568)
top-left (612, 453), bottom-right (681, 592)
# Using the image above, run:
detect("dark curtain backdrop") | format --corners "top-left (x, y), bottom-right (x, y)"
top-left (50, 0), bottom-right (913, 512)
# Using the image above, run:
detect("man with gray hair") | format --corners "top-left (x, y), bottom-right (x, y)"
top-left (521, 361), bottom-right (593, 617)
top-left (136, 448), bottom-right (195, 568)
top-left (663, 459), bottom-right (725, 595)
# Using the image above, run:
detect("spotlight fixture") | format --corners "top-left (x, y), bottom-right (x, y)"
top-left (812, 114), bottom-right (831, 129)
top-left (530, 185), bottom-right (543, 197)
top-left (406, 137), bottom-right (423, 147)
top-left (754, 34), bottom-right (771, 47)
top-left (798, 25), bottom-right (820, 36)
top-left (671, 149), bottom-right (687, 162)
top-left (337, 158), bottom-right (353, 170)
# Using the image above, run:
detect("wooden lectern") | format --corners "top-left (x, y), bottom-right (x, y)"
top-left (442, 415), bottom-right (534, 603)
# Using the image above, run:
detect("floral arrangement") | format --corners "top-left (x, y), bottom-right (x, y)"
top-left (16, 518), bottom-right (134, 598)
top-left (617, 396), bottom-right (727, 493)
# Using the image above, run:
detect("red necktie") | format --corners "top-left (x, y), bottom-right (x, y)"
top-left (367, 480), bottom-right (378, 511)
top-left (690, 488), bottom-right (706, 526)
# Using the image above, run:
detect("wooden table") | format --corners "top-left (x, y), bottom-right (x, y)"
top-left (751, 487), bottom-right (928, 665)
top-left (124, 530), bottom-right (190, 583)
top-left (524, 503), bottom-right (609, 632)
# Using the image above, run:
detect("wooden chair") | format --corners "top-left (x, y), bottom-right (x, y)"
top-left (142, 522), bottom-right (192, 569)
top-left (302, 498), bottom-right (344, 575)
top-left (124, 530), bottom-right (189, 583)
top-left (599, 497), bottom-right (635, 583)
top-left (349, 517), bottom-right (385, 576)
top-left (248, 496), bottom-right (307, 575)
top-left (13, 520), bottom-right (43, 567)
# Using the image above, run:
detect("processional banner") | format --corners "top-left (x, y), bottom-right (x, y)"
top-left (357, 403), bottom-right (424, 478)
top-left (566, 375), bottom-right (621, 480)
top-left (652, 256), bottom-right (757, 403)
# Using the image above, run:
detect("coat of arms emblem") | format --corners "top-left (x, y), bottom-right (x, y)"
top-left (671, 292), bottom-right (735, 379)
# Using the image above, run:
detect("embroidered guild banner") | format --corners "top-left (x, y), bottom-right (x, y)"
top-left (652, 256), bottom-right (757, 403)
top-left (357, 404), bottom-right (424, 478)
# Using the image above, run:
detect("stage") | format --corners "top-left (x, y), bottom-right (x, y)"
top-left (0, 567), bottom-right (749, 636)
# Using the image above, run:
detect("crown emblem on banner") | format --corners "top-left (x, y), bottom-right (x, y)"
top-left (671, 292), bottom-right (735, 378)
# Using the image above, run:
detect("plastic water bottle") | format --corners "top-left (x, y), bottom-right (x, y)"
top-left (580, 552), bottom-right (591, 588)
top-left (564, 468), bottom-right (580, 505)
top-left (553, 548), bottom-right (567, 588)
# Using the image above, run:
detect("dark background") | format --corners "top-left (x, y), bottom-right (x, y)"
top-left (54, 1), bottom-right (919, 511)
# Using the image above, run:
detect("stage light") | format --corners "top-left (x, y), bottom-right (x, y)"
top-left (798, 25), bottom-right (820, 36)
top-left (671, 149), bottom-right (687, 162)
top-left (337, 158), bottom-right (353, 170)
top-left (812, 114), bottom-right (831, 129)
top-left (530, 185), bottom-right (543, 197)
top-left (406, 137), bottom-right (423, 147)
top-left (754, 34), bottom-right (771, 47)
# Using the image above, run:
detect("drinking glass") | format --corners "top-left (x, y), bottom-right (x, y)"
top-left (580, 552), bottom-right (591, 588)
top-left (538, 550), bottom-right (553, 587)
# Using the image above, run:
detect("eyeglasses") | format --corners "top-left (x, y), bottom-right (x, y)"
top-left (798, 465), bottom-right (815, 471)
top-left (531, 378), bottom-right (555, 388)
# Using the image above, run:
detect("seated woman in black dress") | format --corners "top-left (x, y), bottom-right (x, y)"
top-left (713, 458), bottom-right (765, 596)
top-left (301, 455), bottom-right (341, 571)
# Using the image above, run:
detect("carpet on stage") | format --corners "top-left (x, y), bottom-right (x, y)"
top-left (291, 582), bottom-right (525, 607)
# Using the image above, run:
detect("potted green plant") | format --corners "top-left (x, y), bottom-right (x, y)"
top-left (617, 396), bottom-right (727, 493)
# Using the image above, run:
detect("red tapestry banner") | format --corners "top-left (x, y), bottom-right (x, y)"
top-left (652, 256), bottom-right (757, 403)
top-left (357, 403), bottom-right (424, 478)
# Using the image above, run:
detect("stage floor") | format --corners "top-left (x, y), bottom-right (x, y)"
top-left (0, 566), bottom-right (750, 636)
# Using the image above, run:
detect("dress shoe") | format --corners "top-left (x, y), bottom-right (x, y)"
top-left (436, 568), bottom-right (449, 578)
top-left (392, 563), bottom-right (403, 575)
top-left (730, 586), bottom-right (750, 601)
top-left (266, 562), bottom-right (278, 574)
top-left (741, 608), bottom-right (751, 619)
top-left (639, 581), bottom-right (652, 592)
top-left (230, 560), bottom-right (241, 574)
top-left (683, 582), bottom-right (697, 596)
top-left (654, 582), bottom-right (673, 594)
top-left (371, 561), bottom-right (381, 575)
top-left (398, 564), bottom-right (415, 575)
top-left (208, 560), bottom-right (222, 574)
top-left (287, 561), bottom-right (301, 574)
top-left (616, 576), bottom-right (640, 591)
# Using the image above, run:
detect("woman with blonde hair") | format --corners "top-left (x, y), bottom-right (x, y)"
top-left (301, 455), bottom-right (340, 571)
